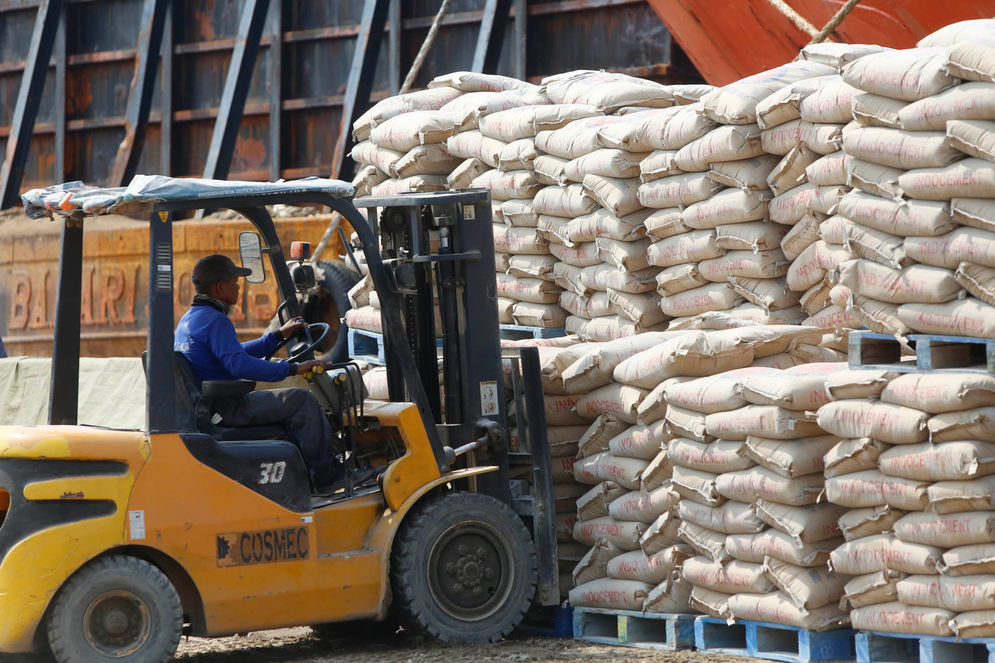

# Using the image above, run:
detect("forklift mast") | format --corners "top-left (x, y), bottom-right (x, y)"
top-left (354, 190), bottom-right (510, 503)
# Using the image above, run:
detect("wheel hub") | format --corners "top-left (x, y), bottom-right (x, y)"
top-left (428, 523), bottom-right (513, 622)
top-left (83, 590), bottom-right (151, 657)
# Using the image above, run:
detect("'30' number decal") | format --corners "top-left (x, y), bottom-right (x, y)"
top-left (258, 461), bottom-right (287, 485)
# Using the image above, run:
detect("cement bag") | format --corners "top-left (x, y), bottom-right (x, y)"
top-left (955, 262), bottom-right (995, 307)
top-left (761, 119), bottom-right (804, 155)
top-left (660, 283), bottom-right (743, 318)
top-left (353, 87), bottom-right (462, 140)
top-left (440, 87), bottom-right (548, 131)
top-left (533, 183), bottom-right (598, 217)
top-left (608, 484), bottom-right (680, 524)
top-left (573, 516), bottom-right (647, 551)
top-left (512, 302), bottom-right (567, 328)
top-left (551, 455), bottom-right (578, 484)
top-left (577, 480), bottom-right (625, 519)
top-left (638, 173), bottom-right (725, 210)
top-left (645, 208), bottom-right (691, 241)
top-left (647, 230), bottom-right (723, 268)
top-left (472, 169), bottom-right (543, 201)
top-left (678, 522), bottom-right (731, 562)
top-left (351, 140), bottom-right (403, 174)
top-left (824, 438), bottom-right (890, 478)
top-left (446, 131), bottom-right (504, 167)
top-left (838, 260), bottom-right (961, 304)
top-left (573, 539), bottom-right (621, 584)
top-left (899, 83), bottom-right (995, 132)
top-left (550, 241), bottom-right (600, 268)
top-left (743, 436), bottom-right (837, 479)
top-left (940, 543), bottom-right (995, 576)
top-left (542, 70), bottom-right (672, 112)
top-left (573, 452), bottom-right (648, 490)
top-left (567, 149), bottom-right (648, 181)
top-left (802, 122), bottom-right (845, 156)
top-left (842, 47), bottom-right (955, 101)
top-left (825, 369), bottom-right (899, 401)
top-left (674, 124), bottom-right (765, 171)
top-left (508, 254), bottom-right (557, 280)
top-left (666, 406), bottom-right (712, 442)
top-left (848, 158), bottom-right (904, 200)
top-left (698, 250), bottom-right (790, 282)
top-left (664, 367), bottom-right (774, 414)
top-left (370, 175), bottom-right (448, 196)
top-left (894, 511), bottom-right (995, 548)
top-left (705, 406), bottom-right (822, 441)
top-left (728, 278), bottom-right (799, 312)
top-left (750, 563), bottom-right (842, 613)
top-left (678, 499), bottom-right (766, 535)
top-left (844, 193), bottom-right (955, 238)
top-left (497, 138), bottom-right (539, 172)
top-left (657, 264), bottom-right (709, 296)
top-left (369, 110), bottom-right (458, 151)
top-left (636, 377), bottom-right (685, 425)
top-left (930, 406), bottom-right (995, 443)
top-left (539, 343), bottom-right (604, 394)
top-left (741, 367), bottom-right (837, 410)
top-left (843, 570), bottom-right (903, 609)
top-left (817, 400), bottom-right (928, 444)
top-left (786, 241), bottom-right (850, 292)
top-left (668, 438), bottom-right (753, 473)
top-left (826, 470), bottom-right (930, 511)
top-left (612, 331), bottom-right (755, 388)
top-left (690, 586), bottom-right (734, 619)
top-left (947, 119), bottom-right (995, 163)
top-left (495, 274), bottom-right (559, 304)
top-left (609, 420), bottom-right (669, 460)
top-left (597, 237), bottom-right (652, 272)
top-left (608, 290), bottom-right (668, 327)
top-left (707, 155), bottom-right (780, 191)
top-left (716, 467), bottom-right (823, 506)
top-left (918, 19), bottom-right (995, 47)
top-left (601, 107), bottom-right (680, 152)
top-left (449, 158), bottom-right (491, 189)
top-left (562, 332), bottom-right (678, 394)
top-left (608, 547), bottom-right (692, 585)
top-left (538, 215), bottom-right (573, 246)
top-left (728, 592), bottom-right (849, 631)
top-left (430, 71), bottom-right (535, 92)
top-left (829, 534), bottom-right (943, 575)
top-left (672, 465), bottom-right (725, 507)
top-left (799, 76), bottom-right (859, 123)
top-left (755, 500), bottom-right (846, 544)
top-left (880, 441), bottom-right (995, 481)
top-left (581, 264), bottom-right (658, 294)
top-left (640, 149), bottom-right (683, 182)
top-left (583, 316), bottom-right (670, 342)
top-left (658, 103), bottom-right (716, 150)
top-left (842, 126), bottom-right (963, 169)
top-left (927, 476), bottom-right (995, 514)
top-left (641, 511), bottom-right (683, 555)
top-left (750, 530), bottom-right (842, 568)
top-left (643, 575), bottom-right (696, 613)
top-left (700, 61), bottom-right (836, 124)
top-left (899, 158), bottom-right (995, 200)
top-left (850, 602), bottom-right (954, 636)
top-left (558, 513), bottom-right (580, 542)
top-left (882, 373), bottom-right (995, 414)
top-left (767, 145), bottom-right (819, 196)
top-left (851, 91), bottom-right (906, 130)
top-left (806, 150), bottom-right (852, 186)
top-left (579, 416), bottom-right (636, 458)
top-left (897, 298), bottom-right (995, 338)
top-left (756, 76), bottom-right (835, 129)
top-left (950, 610), bottom-right (995, 640)
top-left (478, 104), bottom-right (602, 142)
top-left (769, 183), bottom-right (819, 226)
top-left (535, 115), bottom-right (623, 158)
top-left (392, 143), bottom-right (463, 177)
top-left (534, 154), bottom-right (568, 186)
top-left (567, 208), bottom-right (649, 244)
top-left (801, 304), bottom-right (860, 330)
top-left (843, 225), bottom-right (909, 270)
top-left (493, 227), bottom-right (547, 255)
top-left (352, 164), bottom-right (387, 197)
top-left (683, 557), bottom-right (774, 594)
top-left (682, 189), bottom-right (771, 229)
top-left (568, 577), bottom-right (652, 610)
top-left (780, 215), bottom-right (821, 261)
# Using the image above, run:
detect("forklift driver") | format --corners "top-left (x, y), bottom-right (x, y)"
top-left (175, 254), bottom-right (341, 490)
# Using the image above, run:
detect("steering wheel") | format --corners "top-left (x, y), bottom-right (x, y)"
top-left (265, 322), bottom-right (331, 362)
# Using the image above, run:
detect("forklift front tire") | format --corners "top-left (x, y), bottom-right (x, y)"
top-left (47, 556), bottom-right (182, 663)
top-left (390, 491), bottom-right (537, 643)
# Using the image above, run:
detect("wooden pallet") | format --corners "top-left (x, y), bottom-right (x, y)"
top-left (518, 606), bottom-right (573, 638)
top-left (500, 324), bottom-right (567, 341)
top-left (857, 631), bottom-right (995, 663)
top-left (347, 328), bottom-right (443, 365)
top-left (694, 617), bottom-right (855, 663)
top-left (848, 331), bottom-right (995, 374)
top-left (572, 608), bottom-right (695, 651)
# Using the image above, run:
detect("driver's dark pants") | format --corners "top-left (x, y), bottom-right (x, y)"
top-left (212, 388), bottom-right (340, 486)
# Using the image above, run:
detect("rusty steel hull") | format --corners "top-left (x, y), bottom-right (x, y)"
top-left (648, 0), bottom-right (995, 85)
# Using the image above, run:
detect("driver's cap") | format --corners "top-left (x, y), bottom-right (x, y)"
top-left (192, 254), bottom-right (252, 285)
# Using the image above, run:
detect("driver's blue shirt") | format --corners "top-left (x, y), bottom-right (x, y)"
top-left (175, 303), bottom-right (289, 383)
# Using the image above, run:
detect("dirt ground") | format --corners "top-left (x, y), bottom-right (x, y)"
top-left (174, 627), bottom-right (752, 663)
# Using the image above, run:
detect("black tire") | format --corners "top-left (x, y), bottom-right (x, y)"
top-left (390, 491), bottom-right (536, 643)
top-left (302, 261), bottom-right (360, 364)
top-left (46, 556), bottom-right (181, 663)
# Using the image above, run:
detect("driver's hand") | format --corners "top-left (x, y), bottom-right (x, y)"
top-left (279, 316), bottom-right (307, 339)
top-left (293, 359), bottom-right (330, 378)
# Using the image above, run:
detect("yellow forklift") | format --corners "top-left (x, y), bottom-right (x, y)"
top-left (1, 176), bottom-right (559, 662)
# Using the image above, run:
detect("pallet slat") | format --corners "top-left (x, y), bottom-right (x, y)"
top-left (695, 617), bottom-right (855, 663)
top-left (857, 631), bottom-right (995, 663)
top-left (573, 608), bottom-right (695, 651)
top-left (500, 324), bottom-right (567, 340)
top-left (848, 331), bottom-right (995, 374)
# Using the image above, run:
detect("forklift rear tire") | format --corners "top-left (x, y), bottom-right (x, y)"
top-left (46, 556), bottom-right (182, 663)
top-left (390, 491), bottom-right (537, 643)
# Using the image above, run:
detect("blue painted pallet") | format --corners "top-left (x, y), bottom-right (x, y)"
top-left (573, 608), bottom-right (695, 651)
top-left (848, 330), bottom-right (995, 374)
top-left (347, 328), bottom-right (442, 365)
top-left (857, 631), bottom-right (995, 663)
top-left (518, 606), bottom-right (573, 638)
top-left (695, 617), bottom-right (855, 663)
top-left (500, 324), bottom-right (567, 341)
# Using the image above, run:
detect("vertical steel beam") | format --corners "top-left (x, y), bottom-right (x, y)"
top-left (388, 0), bottom-right (401, 95)
top-left (48, 215), bottom-right (83, 425)
top-left (202, 0), bottom-right (270, 180)
top-left (268, 1), bottom-right (282, 181)
top-left (54, 6), bottom-right (65, 181)
top-left (110, 0), bottom-right (170, 186)
top-left (512, 0), bottom-right (526, 80)
top-left (160, 2), bottom-right (173, 176)
top-left (147, 210), bottom-right (177, 433)
top-left (330, 0), bottom-right (389, 180)
top-left (471, 0), bottom-right (512, 74)
top-left (0, 0), bottom-right (65, 208)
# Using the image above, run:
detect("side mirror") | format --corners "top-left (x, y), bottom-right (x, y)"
top-left (239, 232), bottom-right (266, 284)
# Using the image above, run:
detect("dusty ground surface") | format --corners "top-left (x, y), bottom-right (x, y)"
top-left (174, 627), bottom-right (753, 663)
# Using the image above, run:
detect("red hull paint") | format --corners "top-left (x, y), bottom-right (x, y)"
top-left (648, 0), bottom-right (995, 85)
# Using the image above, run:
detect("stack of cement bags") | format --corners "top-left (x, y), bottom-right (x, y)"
top-left (821, 370), bottom-right (995, 638)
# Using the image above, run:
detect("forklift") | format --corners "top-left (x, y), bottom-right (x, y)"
top-left (0, 176), bottom-right (558, 662)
